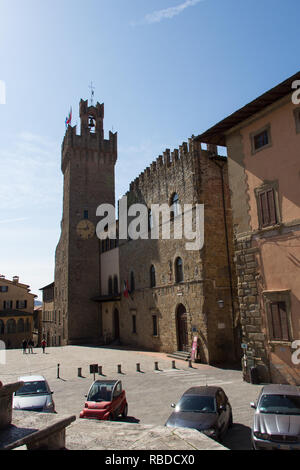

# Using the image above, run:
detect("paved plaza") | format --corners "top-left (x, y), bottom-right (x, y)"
top-left (0, 345), bottom-right (262, 450)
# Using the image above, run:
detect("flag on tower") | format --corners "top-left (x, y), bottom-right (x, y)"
top-left (65, 107), bottom-right (72, 128)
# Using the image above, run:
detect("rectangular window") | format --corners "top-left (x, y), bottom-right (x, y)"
top-left (84, 210), bottom-right (89, 220)
top-left (16, 300), bottom-right (27, 309)
top-left (0, 286), bottom-right (8, 292)
top-left (132, 315), bottom-right (137, 334)
top-left (258, 188), bottom-right (277, 228)
top-left (152, 315), bottom-right (158, 336)
top-left (254, 129), bottom-right (269, 150)
top-left (3, 300), bottom-right (12, 309)
top-left (268, 301), bottom-right (290, 341)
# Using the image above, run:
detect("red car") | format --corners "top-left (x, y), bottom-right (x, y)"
top-left (80, 379), bottom-right (128, 421)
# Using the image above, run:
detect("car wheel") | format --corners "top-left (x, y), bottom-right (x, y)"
top-left (122, 403), bottom-right (128, 418)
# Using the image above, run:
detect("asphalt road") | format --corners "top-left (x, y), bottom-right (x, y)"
top-left (1, 345), bottom-right (262, 450)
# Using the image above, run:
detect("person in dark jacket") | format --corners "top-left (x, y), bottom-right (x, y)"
top-left (22, 339), bottom-right (27, 354)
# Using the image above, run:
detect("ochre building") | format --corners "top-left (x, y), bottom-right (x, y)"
top-left (0, 275), bottom-right (36, 349)
top-left (197, 71), bottom-right (300, 383)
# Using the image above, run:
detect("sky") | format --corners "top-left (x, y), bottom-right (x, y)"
top-left (0, 0), bottom-right (299, 299)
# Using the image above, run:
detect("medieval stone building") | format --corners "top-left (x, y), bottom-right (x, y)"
top-left (52, 99), bottom-right (239, 364)
top-left (54, 99), bottom-right (117, 345)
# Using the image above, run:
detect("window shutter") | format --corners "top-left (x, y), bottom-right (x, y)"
top-left (267, 189), bottom-right (277, 225)
top-left (270, 303), bottom-right (281, 340)
top-left (279, 302), bottom-right (289, 341)
top-left (259, 191), bottom-right (269, 227)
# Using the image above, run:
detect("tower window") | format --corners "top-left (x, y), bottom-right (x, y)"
top-left (175, 257), bottom-right (184, 283)
top-left (152, 315), bottom-right (158, 336)
top-left (84, 210), bottom-right (89, 220)
top-left (108, 277), bottom-right (113, 295)
top-left (150, 265), bottom-right (156, 288)
top-left (170, 193), bottom-right (179, 218)
top-left (113, 276), bottom-right (119, 295)
top-left (132, 315), bottom-right (137, 334)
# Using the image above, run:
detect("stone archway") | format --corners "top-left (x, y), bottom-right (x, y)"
top-left (176, 304), bottom-right (189, 352)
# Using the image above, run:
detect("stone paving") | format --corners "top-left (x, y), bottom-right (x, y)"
top-left (0, 345), bottom-right (263, 450)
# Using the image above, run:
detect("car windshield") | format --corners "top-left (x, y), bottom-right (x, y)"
top-left (259, 394), bottom-right (300, 415)
top-left (87, 382), bottom-right (114, 402)
top-left (176, 395), bottom-right (216, 413)
top-left (15, 381), bottom-right (49, 396)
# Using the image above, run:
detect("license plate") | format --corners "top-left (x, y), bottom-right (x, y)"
top-left (278, 444), bottom-right (290, 450)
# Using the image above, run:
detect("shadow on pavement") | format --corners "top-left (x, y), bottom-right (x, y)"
top-left (117, 416), bottom-right (140, 424)
top-left (222, 423), bottom-right (252, 450)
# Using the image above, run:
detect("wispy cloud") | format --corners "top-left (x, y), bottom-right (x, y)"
top-left (135, 0), bottom-right (205, 25)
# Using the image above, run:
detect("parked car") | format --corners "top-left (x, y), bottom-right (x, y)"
top-left (80, 379), bottom-right (128, 421)
top-left (165, 386), bottom-right (233, 441)
top-left (251, 384), bottom-right (300, 450)
top-left (13, 375), bottom-right (55, 413)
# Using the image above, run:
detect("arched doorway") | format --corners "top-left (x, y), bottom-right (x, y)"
top-left (113, 309), bottom-right (120, 341)
top-left (176, 304), bottom-right (189, 352)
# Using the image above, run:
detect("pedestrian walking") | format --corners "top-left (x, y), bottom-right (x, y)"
top-left (41, 338), bottom-right (46, 354)
top-left (22, 339), bottom-right (27, 354)
top-left (28, 338), bottom-right (34, 354)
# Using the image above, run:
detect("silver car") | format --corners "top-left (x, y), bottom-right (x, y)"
top-left (13, 375), bottom-right (55, 413)
top-left (251, 384), bottom-right (300, 450)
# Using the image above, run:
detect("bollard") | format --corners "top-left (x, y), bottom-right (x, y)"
top-left (136, 363), bottom-right (140, 373)
top-left (154, 361), bottom-right (159, 371)
top-left (188, 359), bottom-right (192, 368)
top-left (57, 364), bottom-right (60, 379)
top-left (117, 364), bottom-right (122, 374)
top-left (172, 360), bottom-right (176, 369)
top-left (78, 367), bottom-right (82, 377)
top-left (98, 365), bottom-right (103, 376)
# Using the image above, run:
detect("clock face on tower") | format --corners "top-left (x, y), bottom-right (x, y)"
top-left (76, 219), bottom-right (95, 240)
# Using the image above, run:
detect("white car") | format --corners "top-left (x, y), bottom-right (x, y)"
top-left (13, 375), bottom-right (55, 413)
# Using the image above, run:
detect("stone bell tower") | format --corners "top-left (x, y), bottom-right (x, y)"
top-left (54, 99), bottom-right (117, 345)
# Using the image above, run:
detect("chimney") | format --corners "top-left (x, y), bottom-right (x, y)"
top-left (12, 276), bottom-right (19, 283)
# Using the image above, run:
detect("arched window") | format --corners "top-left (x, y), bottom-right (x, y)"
top-left (113, 275), bottom-right (119, 295)
top-left (7, 319), bottom-right (16, 334)
top-left (175, 257), bottom-right (184, 283)
top-left (108, 277), bottom-right (113, 295)
top-left (150, 265), bottom-right (156, 288)
top-left (170, 193), bottom-right (179, 218)
top-left (130, 271), bottom-right (135, 293)
top-left (17, 318), bottom-right (24, 333)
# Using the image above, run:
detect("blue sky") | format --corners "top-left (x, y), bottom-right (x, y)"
top-left (0, 0), bottom-right (299, 299)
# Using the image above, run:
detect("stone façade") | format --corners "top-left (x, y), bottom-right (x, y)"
top-left (54, 100), bottom-right (117, 345)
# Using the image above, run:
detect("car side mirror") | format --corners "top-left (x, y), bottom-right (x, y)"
top-left (250, 402), bottom-right (256, 409)
top-left (50, 391), bottom-right (54, 395)
top-left (219, 405), bottom-right (226, 412)
top-left (171, 403), bottom-right (176, 408)
top-left (84, 394), bottom-right (87, 398)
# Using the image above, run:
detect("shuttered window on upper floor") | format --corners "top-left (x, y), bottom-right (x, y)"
top-left (268, 301), bottom-right (290, 342)
top-left (258, 187), bottom-right (277, 228)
